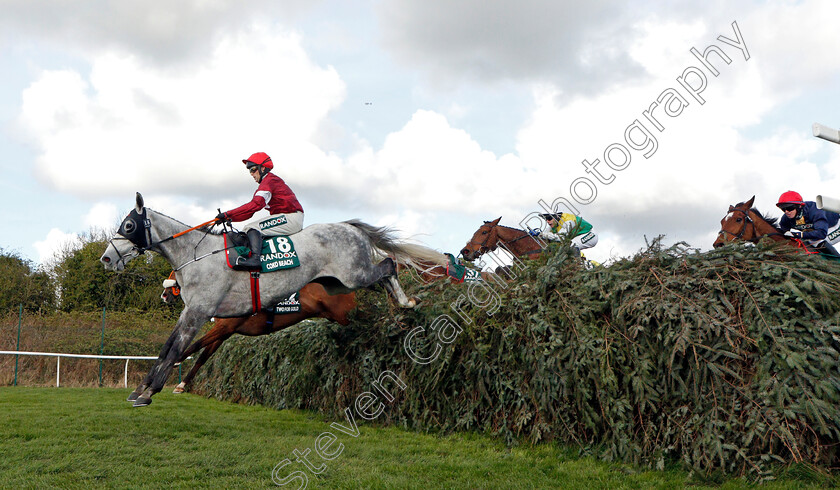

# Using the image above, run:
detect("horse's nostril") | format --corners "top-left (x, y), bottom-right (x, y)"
top-left (102, 256), bottom-right (110, 263)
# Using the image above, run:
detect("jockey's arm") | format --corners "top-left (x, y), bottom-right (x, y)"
top-left (225, 193), bottom-right (267, 222)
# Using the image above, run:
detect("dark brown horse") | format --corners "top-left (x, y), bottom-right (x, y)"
top-left (460, 217), bottom-right (544, 261)
top-left (165, 281), bottom-right (356, 393)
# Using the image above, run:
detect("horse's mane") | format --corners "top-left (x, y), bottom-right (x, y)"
top-left (751, 207), bottom-right (782, 232)
top-left (483, 220), bottom-right (528, 236)
top-left (150, 208), bottom-right (224, 236)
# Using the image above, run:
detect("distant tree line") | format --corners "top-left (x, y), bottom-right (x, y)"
top-left (0, 231), bottom-right (180, 316)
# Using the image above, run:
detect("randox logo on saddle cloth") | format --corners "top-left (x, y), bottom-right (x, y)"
top-left (224, 233), bottom-right (301, 272)
top-left (272, 291), bottom-right (301, 314)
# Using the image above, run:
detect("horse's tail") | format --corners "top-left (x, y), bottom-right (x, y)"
top-left (344, 219), bottom-right (449, 270)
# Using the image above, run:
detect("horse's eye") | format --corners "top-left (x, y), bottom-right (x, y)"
top-left (735, 218), bottom-right (742, 223)
top-left (123, 221), bottom-right (136, 233)
top-left (481, 231), bottom-right (488, 235)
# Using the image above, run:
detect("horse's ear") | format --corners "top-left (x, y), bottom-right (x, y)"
top-left (492, 217), bottom-right (501, 224)
top-left (135, 192), bottom-right (144, 212)
top-left (745, 196), bottom-right (755, 208)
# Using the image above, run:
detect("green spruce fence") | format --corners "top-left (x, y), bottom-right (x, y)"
top-left (191, 240), bottom-right (840, 479)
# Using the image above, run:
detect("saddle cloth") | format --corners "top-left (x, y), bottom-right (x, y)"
top-left (224, 232), bottom-right (301, 272)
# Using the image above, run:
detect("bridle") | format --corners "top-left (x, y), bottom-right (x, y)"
top-left (465, 224), bottom-right (497, 258)
top-left (717, 207), bottom-right (756, 242)
top-left (107, 208), bottom-right (228, 271)
top-left (717, 206), bottom-right (793, 245)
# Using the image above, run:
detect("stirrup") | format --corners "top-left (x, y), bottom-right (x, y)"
top-left (233, 255), bottom-right (261, 271)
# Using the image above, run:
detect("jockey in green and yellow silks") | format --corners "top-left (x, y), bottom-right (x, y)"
top-left (533, 213), bottom-right (598, 254)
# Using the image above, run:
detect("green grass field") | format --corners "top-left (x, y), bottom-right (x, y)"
top-left (0, 387), bottom-right (834, 489)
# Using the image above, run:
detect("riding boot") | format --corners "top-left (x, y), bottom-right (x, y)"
top-left (234, 229), bottom-right (263, 270)
top-left (819, 240), bottom-right (840, 258)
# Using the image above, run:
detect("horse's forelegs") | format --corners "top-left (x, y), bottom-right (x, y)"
top-left (134, 309), bottom-right (208, 407)
top-left (127, 326), bottom-right (182, 401)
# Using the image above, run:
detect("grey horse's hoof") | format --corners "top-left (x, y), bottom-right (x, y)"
top-left (133, 396), bottom-right (153, 407)
top-left (127, 391), bottom-right (141, 402)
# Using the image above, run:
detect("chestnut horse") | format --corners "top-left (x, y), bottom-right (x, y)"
top-left (713, 196), bottom-right (788, 248)
top-left (460, 217), bottom-right (544, 261)
top-left (712, 196), bottom-right (839, 258)
top-left (163, 280), bottom-right (356, 393)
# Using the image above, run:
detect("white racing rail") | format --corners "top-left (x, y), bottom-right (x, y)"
top-left (0, 350), bottom-right (157, 388)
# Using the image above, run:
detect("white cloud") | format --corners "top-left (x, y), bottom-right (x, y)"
top-left (33, 228), bottom-right (78, 265)
top-left (83, 202), bottom-right (120, 231)
top-left (17, 23), bottom-right (345, 200)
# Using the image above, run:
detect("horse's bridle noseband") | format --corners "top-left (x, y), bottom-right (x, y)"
top-left (718, 208), bottom-right (756, 241)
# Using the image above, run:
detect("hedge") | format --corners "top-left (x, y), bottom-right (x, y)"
top-left (190, 239), bottom-right (840, 478)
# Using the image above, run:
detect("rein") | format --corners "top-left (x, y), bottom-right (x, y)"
top-left (114, 213), bottom-right (234, 271)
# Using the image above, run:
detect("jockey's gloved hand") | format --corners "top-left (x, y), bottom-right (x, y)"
top-left (215, 212), bottom-right (228, 223)
top-left (784, 230), bottom-right (803, 239)
top-left (529, 229), bottom-right (541, 236)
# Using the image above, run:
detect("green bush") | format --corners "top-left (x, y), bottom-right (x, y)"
top-left (190, 239), bottom-right (840, 479)
top-left (0, 249), bottom-right (55, 313)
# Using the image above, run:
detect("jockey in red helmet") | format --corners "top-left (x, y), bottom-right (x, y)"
top-left (215, 152), bottom-right (305, 269)
top-left (777, 190), bottom-right (840, 256)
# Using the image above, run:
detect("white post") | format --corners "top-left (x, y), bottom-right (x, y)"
top-left (124, 359), bottom-right (130, 388)
top-left (56, 356), bottom-right (60, 387)
top-left (813, 123), bottom-right (840, 144)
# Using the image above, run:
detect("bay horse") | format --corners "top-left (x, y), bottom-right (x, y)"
top-left (101, 193), bottom-right (447, 407)
top-left (712, 196), bottom-right (837, 257)
top-left (460, 217), bottom-right (544, 261)
top-left (161, 280), bottom-right (356, 394)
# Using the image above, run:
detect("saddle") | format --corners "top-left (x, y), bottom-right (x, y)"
top-left (224, 231), bottom-right (300, 272)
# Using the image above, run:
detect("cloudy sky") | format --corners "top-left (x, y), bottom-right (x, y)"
top-left (2, 0), bottom-right (840, 269)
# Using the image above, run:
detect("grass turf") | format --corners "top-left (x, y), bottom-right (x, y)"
top-left (0, 387), bottom-right (834, 488)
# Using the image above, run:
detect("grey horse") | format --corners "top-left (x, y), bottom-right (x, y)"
top-left (101, 193), bottom-right (446, 407)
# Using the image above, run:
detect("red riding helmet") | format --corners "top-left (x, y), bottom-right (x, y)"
top-left (776, 190), bottom-right (804, 209)
top-left (242, 152), bottom-right (274, 171)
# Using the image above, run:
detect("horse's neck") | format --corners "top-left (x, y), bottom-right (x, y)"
top-left (149, 210), bottom-right (222, 267)
top-left (750, 212), bottom-right (785, 241)
top-left (497, 227), bottom-right (539, 253)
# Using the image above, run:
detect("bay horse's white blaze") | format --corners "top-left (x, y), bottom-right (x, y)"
top-left (100, 193), bottom-right (446, 407)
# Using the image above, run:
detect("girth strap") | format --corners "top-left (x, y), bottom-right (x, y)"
top-left (249, 271), bottom-right (262, 313)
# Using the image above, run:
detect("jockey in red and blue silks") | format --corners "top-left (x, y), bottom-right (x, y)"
top-left (777, 190), bottom-right (840, 256)
top-left (215, 152), bottom-right (304, 269)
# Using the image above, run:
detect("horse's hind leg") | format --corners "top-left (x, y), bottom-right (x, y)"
top-left (173, 339), bottom-right (223, 394)
top-left (375, 258), bottom-right (418, 309)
